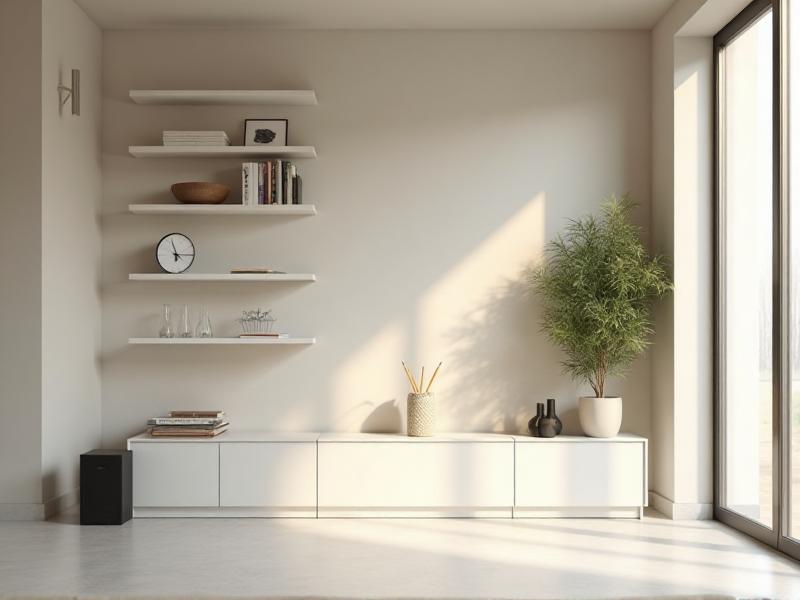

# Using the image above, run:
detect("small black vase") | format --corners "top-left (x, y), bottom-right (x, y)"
top-left (527, 402), bottom-right (545, 437)
top-left (537, 398), bottom-right (562, 438)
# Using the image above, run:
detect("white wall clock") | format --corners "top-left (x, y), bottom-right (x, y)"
top-left (156, 232), bottom-right (195, 274)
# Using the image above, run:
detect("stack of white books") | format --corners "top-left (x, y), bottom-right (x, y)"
top-left (162, 130), bottom-right (230, 146)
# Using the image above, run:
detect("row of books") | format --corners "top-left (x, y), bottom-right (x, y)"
top-left (241, 161), bottom-right (303, 206)
top-left (147, 410), bottom-right (229, 437)
top-left (162, 130), bottom-right (230, 146)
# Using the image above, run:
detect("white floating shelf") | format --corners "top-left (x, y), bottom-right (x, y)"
top-left (129, 146), bottom-right (317, 159)
top-left (128, 204), bottom-right (317, 216)
top-left (129, 337), bottom-right (316, 345)
top-left (128, 273), bottom-right (316, 282)
top-left (129, 90), bottom-right (318, 106)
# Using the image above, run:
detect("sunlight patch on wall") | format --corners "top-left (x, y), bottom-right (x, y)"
top-left (417, 193), bottom-right (547, 432)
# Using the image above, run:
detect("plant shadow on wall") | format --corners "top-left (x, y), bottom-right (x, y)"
top-left (442, 196), bottom-right (672, 436)
top-left (442, 272), bottom-right (575, 434)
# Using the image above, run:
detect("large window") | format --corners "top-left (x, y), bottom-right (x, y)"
top-left (788, 0), bottom-right (800, 544)
top-left (718, 5), bottom-right (774, 529)
top-left (715, 0), bottom-right (800, 560)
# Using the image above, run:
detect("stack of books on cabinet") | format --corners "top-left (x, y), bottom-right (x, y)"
top-left (147, 410), bottom-right (229, 437)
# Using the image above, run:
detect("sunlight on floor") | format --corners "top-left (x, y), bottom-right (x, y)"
top-left (3, 510), bottom-right (797, 598)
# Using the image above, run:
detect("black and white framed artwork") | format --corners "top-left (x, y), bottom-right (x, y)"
top-left (244, 119), bottom-right (288, 146)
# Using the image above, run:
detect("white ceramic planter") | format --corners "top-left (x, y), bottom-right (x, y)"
top-left (578, 396), bottom-right (622, 438)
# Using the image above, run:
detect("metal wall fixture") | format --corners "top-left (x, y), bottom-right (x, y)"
top-left (57, 69), bottom-right (80, 116)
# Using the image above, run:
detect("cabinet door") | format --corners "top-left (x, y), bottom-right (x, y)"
top-left (132, 442), bottom-right (219, 507)
top-left (219, 442), bottom-right (317, 508)
top-left (515, 442), bottom-right (645, 507)
top-left (318, 442), bottom-right (513, 511)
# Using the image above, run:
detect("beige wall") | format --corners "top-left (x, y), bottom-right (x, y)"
top-left (0, 0), bottom-right (44, 511)
top-left (101, 30), bottom-right (653, 448)
top-left (673, 36), bottom-right (713, 508)
top-left (41, 0), bottom-right (102, 510)
top-left (0, 0), bottom-right (102, 519)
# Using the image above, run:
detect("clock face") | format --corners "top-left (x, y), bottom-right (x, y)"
top-left (156, 233), bottom-right (195, 274)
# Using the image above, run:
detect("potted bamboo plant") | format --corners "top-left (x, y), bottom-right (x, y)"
top-left (533, 196), bottom-right (672, 437)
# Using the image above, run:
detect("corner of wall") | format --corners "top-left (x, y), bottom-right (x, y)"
top-left (649, 0), bottom-right (713, 513)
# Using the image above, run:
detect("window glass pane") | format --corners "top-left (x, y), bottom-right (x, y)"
top-left (721, 8), bottom-right (774, 528)
top-left (790, 0), bottom-right (800, 541)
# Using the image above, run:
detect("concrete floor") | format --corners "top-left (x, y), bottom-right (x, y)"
top-left (0, 509), bottom-right (799, 599)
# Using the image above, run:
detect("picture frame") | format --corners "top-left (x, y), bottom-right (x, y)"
top-left (243, 118), bottom-right (288, 147)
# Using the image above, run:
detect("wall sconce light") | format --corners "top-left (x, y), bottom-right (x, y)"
top-left (57, 69), bottom-right (80, 116)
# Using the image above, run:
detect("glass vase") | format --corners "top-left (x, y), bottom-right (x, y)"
top-left (195, 306), bottom-right (213, 338)
top-left (178, 304), bottom-right (192, 338)
top-left (158, 304), bottom-right (174, 338)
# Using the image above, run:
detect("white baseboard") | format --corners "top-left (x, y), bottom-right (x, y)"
top-left (0, 488), bottom-right (80, 521)
top-left (134, 506), bottom-right (316, 518)
top-left (0, 502), bottom-right (46, 521)
top-left (318, 507), bottom-right (513, 518)
top-left (514, 506), bottom-right (642, 519)
top-left (649, 491), bottom-right (713, 520)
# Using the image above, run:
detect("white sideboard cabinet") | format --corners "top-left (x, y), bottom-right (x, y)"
top-left (128, 432), bottom-right (318, 517)
top-left (317, 433), bottom-right (514, 517)
top-left (127, 431), bottom-right (648, 518)
top-left (513, 434), bottom-right (648, 518)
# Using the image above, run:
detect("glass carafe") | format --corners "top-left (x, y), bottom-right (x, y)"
top-left (178, 304), bottom-right (192, 338)
top-left (195, 306), bottom-right (213, 338)
top-left (158, 304), bottom-right (174, 338)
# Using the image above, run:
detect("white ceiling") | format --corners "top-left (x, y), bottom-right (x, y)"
top-left (75, 0), bottom-right (677, 31)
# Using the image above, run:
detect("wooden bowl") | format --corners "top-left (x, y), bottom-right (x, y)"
top-left (171, 182), bottom-right (230, 204)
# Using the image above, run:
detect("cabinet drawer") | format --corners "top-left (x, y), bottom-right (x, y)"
top-left (131, 442), bottom-right (219, 507)
top-left (515, 441), bottom-right (645, 507)
top-left (318, 441), bottom-right (513, 515)
top-left (219, 442), bottom-right (316, 509)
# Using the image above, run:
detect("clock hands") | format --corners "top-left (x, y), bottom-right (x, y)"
top-left (170, 240), bottom-right (179, 262)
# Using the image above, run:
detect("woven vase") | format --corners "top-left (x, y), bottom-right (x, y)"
top-left (407, 392), bottom-right (436, 437)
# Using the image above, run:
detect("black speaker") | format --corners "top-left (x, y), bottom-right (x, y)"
top-left (80, 449), bottom-right (132, 525)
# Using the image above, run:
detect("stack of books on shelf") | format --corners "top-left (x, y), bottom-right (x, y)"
top-left (162, 130), bottom-right (231, 146)
top-left (147, 410), bottom-right (229, 437)
top-left (241, 161), bottom-right (303, 205)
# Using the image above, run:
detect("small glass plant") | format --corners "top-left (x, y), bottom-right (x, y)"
top-left (238, 308), bottom-right (276, 335)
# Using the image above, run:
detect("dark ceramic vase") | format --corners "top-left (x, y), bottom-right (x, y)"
top-left (528, 402), bottom-right (544, 437)
top-left (537, 398), bottom-right (562, 438)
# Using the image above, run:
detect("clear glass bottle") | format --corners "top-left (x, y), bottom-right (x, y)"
top-left (195, 306), bottom-right (213, 338)
top-left (158, 304), bottom-right (174, 338)
top-left (178, 304), bottom-right (192, 338)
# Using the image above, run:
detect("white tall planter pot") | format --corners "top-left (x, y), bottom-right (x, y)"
top-left (578, 396), bottom-right (622, 438)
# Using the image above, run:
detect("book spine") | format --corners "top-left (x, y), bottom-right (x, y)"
top-left (250, 163), bottom-right (257, 205)
top-left (294, 174), bottom-right (302, 205)
top-left (244, 163), bottom-right (250, 205)
top-left (282, 161), bottom-right (289, 204)
top-left (258, 162), bottom-right (264, 205)
top-left (148, 418), bottom-right (222, 426)
top-left (266, 161), bottom-right (273, 204)
top-left (241, 162), bottom-right (249, 205)
top-left (271, 160), bottom-right (276, 204)
top-left (169, 411), bottom-right (224, 417)
top-left (286, 163), bottom-right (294, 205)
top-left (275, 160), bottom-right (283, 206)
